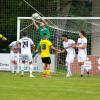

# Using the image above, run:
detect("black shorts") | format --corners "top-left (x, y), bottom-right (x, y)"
top-left (41, 57), bottom-right (51, 64)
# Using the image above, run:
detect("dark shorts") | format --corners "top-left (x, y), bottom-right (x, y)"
top-left (41, 57), bottom-right (51, 64)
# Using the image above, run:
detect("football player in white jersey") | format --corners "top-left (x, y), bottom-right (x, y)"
top-left (9, 41), bottom-right (19, 73)
top-left (58, 34), bottom-right (76, 78)
top-left (18, 32), bottom-right (35, 77)
top-left (76, 31), bottom-right (87, 77)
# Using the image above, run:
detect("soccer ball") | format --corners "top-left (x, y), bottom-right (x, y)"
top-left (32, 13), bottom-right (40, 19)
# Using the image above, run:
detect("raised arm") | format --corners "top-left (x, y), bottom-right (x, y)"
top-left (32, 17), bottom-right (39, 30)
top-left (51, 46), bottom-right (58, 51)
top-left (57, 49), bottom-right (66, 54)
top-left (40, 17), bottom-right (48, 25)
top-left (76, 44), bottom-right (87, 49)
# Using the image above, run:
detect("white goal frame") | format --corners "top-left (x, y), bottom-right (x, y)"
top-left (17, 17), bottom-right (100, 41)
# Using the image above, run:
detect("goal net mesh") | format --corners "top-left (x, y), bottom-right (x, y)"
top-left (17, 17), bottom-right (100, 74)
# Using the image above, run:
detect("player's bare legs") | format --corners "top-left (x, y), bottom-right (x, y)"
top-left (46, 64), bottom-right (51, 77)
top-left (20, 60), bottom-right (34, 77)
top-left (11, 60), bottom-right (17, 74)
top-left (66, 61), bottom-right (72, 78)
top-left (43, 64), bottom-right (51, 78)
top-left (43, 64), bottom-right (47, 77)
top-left (21, 61), bottom-right (25, 77)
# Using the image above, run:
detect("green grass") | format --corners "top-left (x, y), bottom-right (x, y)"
top-left (0, 72), bottom-right (100, 100)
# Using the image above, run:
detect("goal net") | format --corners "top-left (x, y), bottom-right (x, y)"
top-left (17, 17), bottom-right (100, 74)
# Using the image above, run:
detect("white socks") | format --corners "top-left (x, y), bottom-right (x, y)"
top-left (21, 64), bottom-right (24, 75)
top-left (11, 64), bottom-right (17, 73)
top-left (66, 63), bottom-right (72, 75)
top-left (20, 63), bottom-right (33, 76)
top-left (81, 65), bottom-right (84, 75)
top-left (29, 64), bottom-right (33, 75)
top-left (16, 64), bottom-right (19, 74)
top-left (11, 64), bottom-right (14, 73)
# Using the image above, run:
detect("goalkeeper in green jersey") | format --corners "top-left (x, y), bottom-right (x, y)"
top-left (32, 13), bottom-right (51, 57)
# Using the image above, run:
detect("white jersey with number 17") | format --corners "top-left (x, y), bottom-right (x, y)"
top-left (19, 37), bottom-right (33, 54)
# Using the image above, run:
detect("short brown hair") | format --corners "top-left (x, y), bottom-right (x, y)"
top-left (80, 30), bottom-right (85, 36)
top-left (22, 32), bottom-right (28, 36)
top-left (62, 34), bottom-right (68, 38)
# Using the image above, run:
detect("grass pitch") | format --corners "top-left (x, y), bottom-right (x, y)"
top-left (0, 72), bottom-right (100, 100)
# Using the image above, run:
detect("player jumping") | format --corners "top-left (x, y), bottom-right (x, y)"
top-left (18, 32), bottom-right (35, 77)
top-left (76, 31), bottom-right (87, 77)
top-left (58, 34), bottom-right (76, 78)
top-left (32, 14), bottom-right (51, 57)
top-left (35, 33), bottom-right (58, 78)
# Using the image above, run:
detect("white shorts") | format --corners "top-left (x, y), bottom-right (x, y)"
top-left (20, 54), bottom-right (32, 62)
top-left (66, 54), bottom-right (75, 63)
top-left (78, 54), bottom-right (87, 63)
top-left (10, 53), bottom-right (18, 61)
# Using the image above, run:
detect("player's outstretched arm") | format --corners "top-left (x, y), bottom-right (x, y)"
top-left (71, 43), bottom-right (76, 48)
top-left (76, 44), bottom-right (87, 49)
top-left (40, 17), bottom-right (48, 25)
top-left (32, 43), bottom-right (36, 52)
top-left (57, 49), bottom-right (66, 54)
top-left (32, 17), bottom-right (39, 30)
top-left (51, 46), bottom-right (62, 54)
top-left (51, 46), bottom-right (58, 51)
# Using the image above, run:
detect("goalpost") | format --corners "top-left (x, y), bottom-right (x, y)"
top-left (17, 17), bottom-right (100, 74)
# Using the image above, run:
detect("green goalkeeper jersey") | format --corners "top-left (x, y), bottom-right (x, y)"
top-left (37, 25), bottom-right (51, 40)
top-left (32, 26), bottom-right (51, 57)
